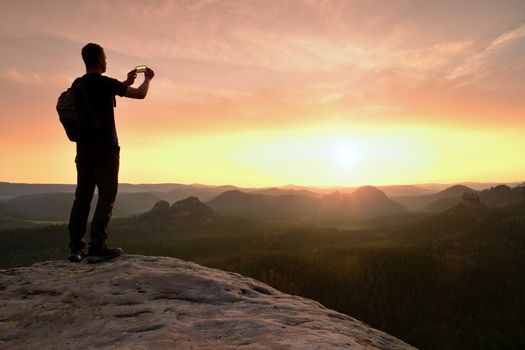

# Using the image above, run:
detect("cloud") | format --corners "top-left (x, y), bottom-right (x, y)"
top-left (1, 68), bottom-right (71, 86)
top-left (447, 23), bottom-right (525, 82)
top-left (151, 78), bottom-right (250, 103)
top-left (3, 68), bottom-right (26, 83)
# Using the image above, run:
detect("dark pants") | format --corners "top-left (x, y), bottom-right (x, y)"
top-left (68, 143), bottom-right (120, 250)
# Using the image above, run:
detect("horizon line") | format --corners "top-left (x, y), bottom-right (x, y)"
top-left (1, 179), bottom-right (523, 190)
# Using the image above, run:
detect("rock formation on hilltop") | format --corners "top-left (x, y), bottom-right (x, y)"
top-left (461, 191), bottom-right (484, 208)
top-left (137, 196), bottom-right (215, 228)
top-left (151, 199), bottom-right (171, 212)
top-left (0, 255), bottom-right (416, 350)
top-left (445, 191), bottom-right (487, 219)
top-left (479, 185), bottom-right (524, 207)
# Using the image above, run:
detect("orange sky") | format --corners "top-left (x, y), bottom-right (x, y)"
top-left (1, 1), bottom-right (524, 187)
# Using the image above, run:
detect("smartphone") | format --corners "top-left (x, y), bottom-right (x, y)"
top-left (136, 65), bottom-right (147, 73)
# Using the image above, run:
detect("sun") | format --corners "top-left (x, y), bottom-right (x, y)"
top-left (329, 141), bottom-right (360, 169)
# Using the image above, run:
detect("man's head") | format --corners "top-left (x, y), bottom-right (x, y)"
top-left (81, 43), bottom-right (106, 73)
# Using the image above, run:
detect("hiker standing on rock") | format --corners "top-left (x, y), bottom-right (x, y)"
top-left (65, 43), bottom-right (154, 263)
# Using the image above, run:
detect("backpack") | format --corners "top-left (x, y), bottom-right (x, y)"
top-left (56, 78), bottom-right (102, 142)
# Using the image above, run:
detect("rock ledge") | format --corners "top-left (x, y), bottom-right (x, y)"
top-left (0, 255), bottom-right (416, 349)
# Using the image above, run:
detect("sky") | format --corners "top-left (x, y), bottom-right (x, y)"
top-left (0, 0), bottom-right (524, 187)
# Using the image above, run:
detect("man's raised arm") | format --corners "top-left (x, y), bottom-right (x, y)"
top-left (124, 68), bottom-right (155, 99)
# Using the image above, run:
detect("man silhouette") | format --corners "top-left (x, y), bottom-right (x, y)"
top-left (68, 43), bottom-right (155, 263)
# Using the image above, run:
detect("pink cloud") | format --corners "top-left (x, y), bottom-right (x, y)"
top-left (447, 23), bottom-right (525, 82)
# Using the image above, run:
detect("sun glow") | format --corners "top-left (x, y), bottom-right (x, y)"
top-left (111, 122), bottom-right (525, 187)
top-left (116, 125), bottom-right (375, 186)
top-left (330, 141), bottom-right (359, 169)
top-left (1, 118), bottom-right (523, 187)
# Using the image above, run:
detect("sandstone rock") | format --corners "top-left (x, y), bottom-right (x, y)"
top-left (462, 191), bottom-right (483, 207)
top-left (0, 255), bottom-right (416, 349)
top-left (151, 200), bottom-right (171, 212)
top-left (138, 197), bottom-right (216, 229)
top-left (169, 196), bottom-right (215, 225)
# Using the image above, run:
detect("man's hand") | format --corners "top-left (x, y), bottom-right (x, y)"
top-left (124, 67), bottom-right (154, 99)
top-left (123, 70), bottom-right (137, 86)
top-left (144, 67), bottom-right (155, 81)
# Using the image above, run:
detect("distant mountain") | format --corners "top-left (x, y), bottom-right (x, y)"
top-left (248, 187), bottom-right (321, 198)
top-left (277, 184), bottom-right (321, 191)
top-left (207, 190), bottom-right (319, 220)
top-left (394, 183), bottom-right (525, 213)
top-left (4, 192), bottom-right (164, 221)
top-left (4, 182), bottom-right (523, 220)
top-left (457, 181), bottom-right (524, 191)
top-left (120, 183), bottom-right (242, 194)
top-left (375, 185), bottom-right (434, 197)
top-left (113, 192), bottom-right (164, 217)
top-left (160, 185), bottom-right (245, 203)
top-left (320, 186), bottom-right (406, 218)
top-left (3, 180), bottom-right (522, 199)
top-left (0, 182), bottom-right (246, 200)
top-left (273, 185), bottom-right (358, 195)
top-left (439, 184), bottom-right (474, 196)
top-left (208, 186), bottom-right (405, 221)
top-left (0, 182), bottom-right (75, 198)
top-left (5, 193), bottom-right (75, 221)
top-left (393, 185), bottom-right (477, 212)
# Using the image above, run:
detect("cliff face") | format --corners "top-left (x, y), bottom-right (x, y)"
top-left (0, 255), bottom-right (416, 350)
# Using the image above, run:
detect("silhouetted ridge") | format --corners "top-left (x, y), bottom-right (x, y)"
top-left (439, 184), bottom-right (476, 196)
top-left (353, 186), bottom-right (390, 199)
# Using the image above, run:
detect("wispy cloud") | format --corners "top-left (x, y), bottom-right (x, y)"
top-left (2, 68), bottom-right (71, 86)
top-left (447, 23), bottom-right (525, 82)
top-left (152, 78), bottom-right (250, 103)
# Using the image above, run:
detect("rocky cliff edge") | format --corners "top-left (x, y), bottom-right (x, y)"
top-left (0, 255), bottom-right (416, 349)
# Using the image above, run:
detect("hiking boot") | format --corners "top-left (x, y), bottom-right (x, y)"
top-left (86, 246), bottom-right (123, 264)
top-left (68, 247), bottom-right (87, 262)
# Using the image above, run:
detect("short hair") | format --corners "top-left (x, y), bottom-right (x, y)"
top-left (81, 43), bottom-right (104, 67)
